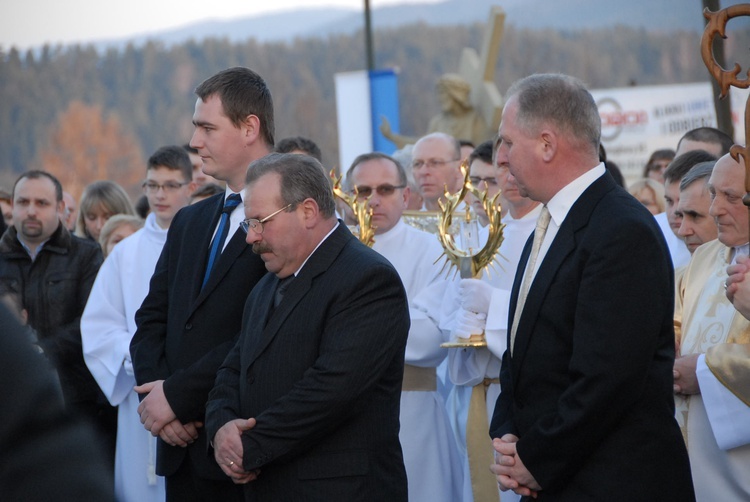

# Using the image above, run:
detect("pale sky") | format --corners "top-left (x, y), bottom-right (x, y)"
top-left (1, 0), bottom-right (442, 49)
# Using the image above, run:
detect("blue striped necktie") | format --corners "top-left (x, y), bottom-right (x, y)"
top-left (202, 193), bottom-right (242, 288)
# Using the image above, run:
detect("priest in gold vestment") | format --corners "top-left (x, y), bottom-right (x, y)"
top-left (674, 154), bottom-right (750, 500)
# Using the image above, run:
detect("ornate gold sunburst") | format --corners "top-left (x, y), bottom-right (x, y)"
top-left (436, 160), bottom-right (505, 279)
top-left (330, 170), bottom-right (376, 247)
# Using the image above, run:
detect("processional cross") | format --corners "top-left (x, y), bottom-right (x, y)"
top-left (459, 6), bottom-right (506, 132)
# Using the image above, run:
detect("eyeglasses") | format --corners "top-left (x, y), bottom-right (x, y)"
top-left (351, 184), bottom-right (406, 199)
top-left (411, 158), bottom-right (459, 170)
top-left (469, 176), bottom-right (498, 187)
top-left (142, 181), bottom-right (190, 194)
top-left (240, 203), bottom-right (292, 234)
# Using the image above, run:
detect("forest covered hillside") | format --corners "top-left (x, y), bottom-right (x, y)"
top-left (1, 10), bottom-right (747, 194)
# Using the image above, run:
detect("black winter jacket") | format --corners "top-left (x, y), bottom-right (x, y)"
top-left (0, 223), bottom-right (104, 405)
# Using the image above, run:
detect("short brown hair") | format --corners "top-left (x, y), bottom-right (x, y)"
top-left (195, 67), bottom-right (275, 148)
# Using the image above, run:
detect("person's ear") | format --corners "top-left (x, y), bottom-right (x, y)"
top-left (300, 198), bottom-right (320, 227)
top-left (540, 130), bottom-right (557, 162)
top-left (242, 115), bottom-right (261, 145)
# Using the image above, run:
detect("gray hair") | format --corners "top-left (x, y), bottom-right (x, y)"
top-left (506, 73), bottom-right (601, 155)
top-left (245, 153), bottom-right (336, 218)
top-left (680, 161), bottom-right (715, 192)
top-left (99, 214), bottom-right (144, 257)
top-left (391, 144), bottom-right (418, 193)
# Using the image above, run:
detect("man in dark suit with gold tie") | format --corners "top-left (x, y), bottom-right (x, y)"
top-left (489, 74), bottom-right (695, 500)
top-left (130, 67), bottom-right (271, 501)
top-left (206, 153), bottom-right (410, 501)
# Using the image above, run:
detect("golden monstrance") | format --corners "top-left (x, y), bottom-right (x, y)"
top-left (439, 160), bottom-right (505, 347)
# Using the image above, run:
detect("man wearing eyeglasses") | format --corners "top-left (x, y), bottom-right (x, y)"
top-left (411, 132), bottom-right (464, 211)
top-left (130, 67), bottom-right (271, 502)
top-left (82, 145), bottom-right (195, 502)
top-left (344, 152), bottom-right (463, 502)
top-left (206, 153), bottom-right (410, 501)
top-left (466, 140), bottom-right (501, 227)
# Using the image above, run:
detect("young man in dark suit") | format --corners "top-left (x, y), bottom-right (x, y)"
top-left (489, 74), bottom-right (695, 500)
top-left (206, 153), bottom-right (410, 501)
top-left (130, 67), bottom-right (272, 501)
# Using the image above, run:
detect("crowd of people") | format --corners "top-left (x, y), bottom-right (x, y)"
top-left (1, 66), bottom-right (749, 502)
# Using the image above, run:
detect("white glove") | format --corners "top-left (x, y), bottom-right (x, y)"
top-left (451, 308), bottom-right (487, 339)
top-left (458, 278), bottom-right (494, 314)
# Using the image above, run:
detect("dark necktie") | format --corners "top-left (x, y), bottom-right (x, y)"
top-left (202, 193), bottom-right (242, 289)
top-left (274, 275), bottom-right (295, 308)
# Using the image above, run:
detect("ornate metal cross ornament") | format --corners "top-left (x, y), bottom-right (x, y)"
top-left (701, 5), bottom-right (750, 220)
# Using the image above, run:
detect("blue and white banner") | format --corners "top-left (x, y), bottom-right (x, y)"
top-left (335, 68), bottom-right (400, 172)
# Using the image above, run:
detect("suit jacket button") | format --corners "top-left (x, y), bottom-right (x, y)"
top-left (185, 322), bottom-right (192, 330)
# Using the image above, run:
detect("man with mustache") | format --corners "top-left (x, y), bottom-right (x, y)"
top-left (206, 153), bottom-right (410, 500)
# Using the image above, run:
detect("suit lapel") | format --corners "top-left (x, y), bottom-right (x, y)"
top-left (197, 227), bottom-right (247, 299)
top-left (507, 233), bottom-right (532, 341)
top-left (510, 174), bottom-right (616, 372)
top-left (510, 229), bottom-right (576, 371)
top-left (243, 223), bottom-right (355, 366)
top-left (189, 194), bottom-right (226, 309)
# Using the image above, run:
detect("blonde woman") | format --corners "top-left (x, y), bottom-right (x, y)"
top-left (628, 178), bottom-right (665, 216)
top-left (76, 181), bottom-right (135, 243)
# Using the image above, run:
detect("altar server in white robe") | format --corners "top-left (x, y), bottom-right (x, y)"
top-left (673, 153), bottom-right (750, 500)
top-left (345, 152), bottom-right (463, 502)
top-left (82, 146), bottom-right (195, 502)
top-left (440, 140), bottom-right (540, 502)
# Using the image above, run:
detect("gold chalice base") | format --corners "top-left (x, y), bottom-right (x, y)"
top-left (441, 334), bottom-right (488, 348)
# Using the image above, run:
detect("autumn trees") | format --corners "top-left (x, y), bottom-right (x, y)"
top-left (36, 101), bottom-right (143, 199)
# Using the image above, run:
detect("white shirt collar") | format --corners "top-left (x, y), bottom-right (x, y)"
top-left (546, 163), bottom-right (606, 228)
top-left (294, 221), bottom-right (340, 276)
top-left (373, 219), bottom-right (406, 246)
